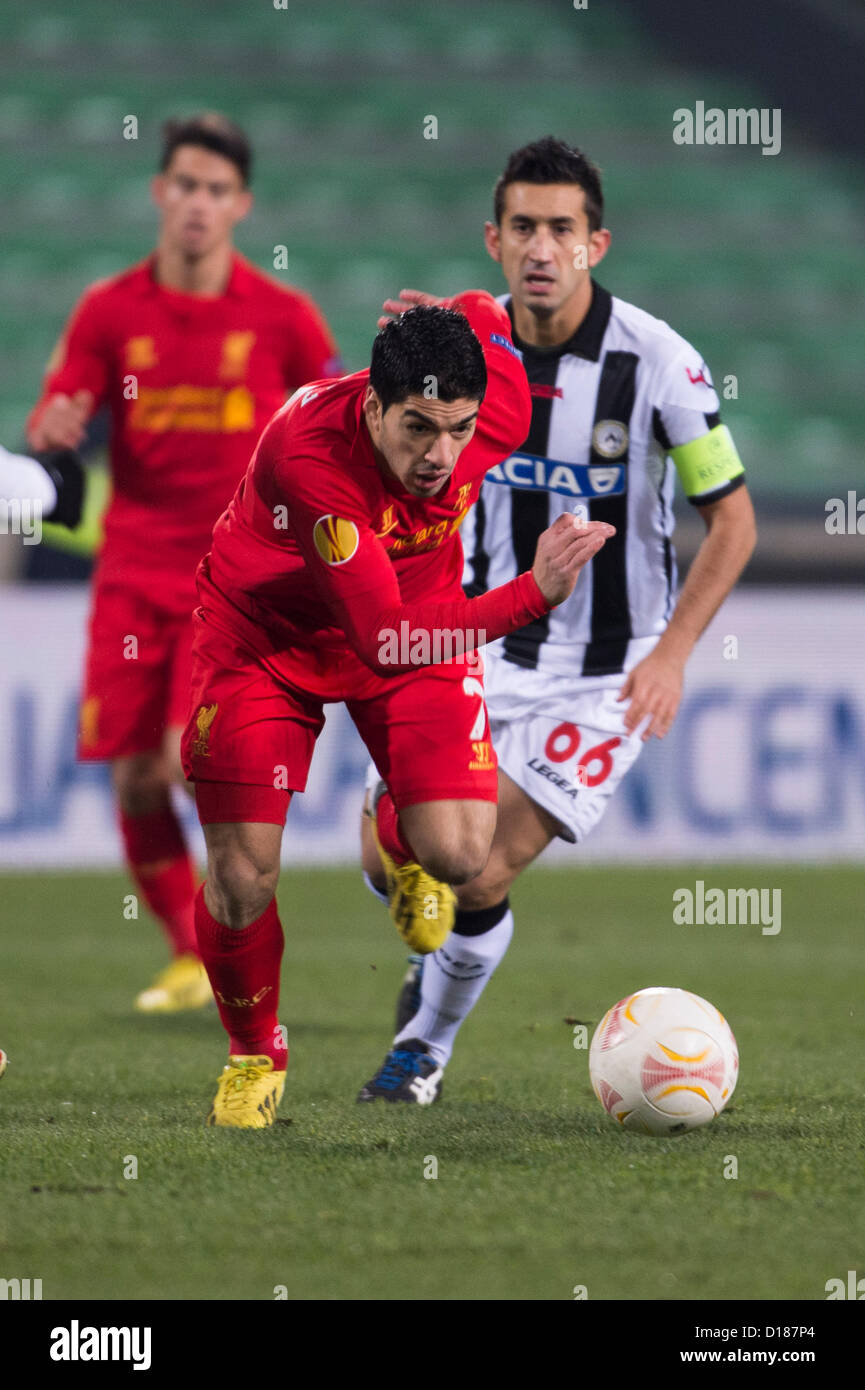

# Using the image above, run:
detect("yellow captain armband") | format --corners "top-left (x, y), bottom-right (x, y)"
top-left (670, 424), bottom-right (745, 503)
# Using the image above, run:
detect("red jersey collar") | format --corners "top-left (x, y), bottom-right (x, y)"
top-left (134, 251), bottom-right (253, 301)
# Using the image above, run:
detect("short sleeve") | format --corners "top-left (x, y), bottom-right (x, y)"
top-left (652, 345), bottom-right (746, 505)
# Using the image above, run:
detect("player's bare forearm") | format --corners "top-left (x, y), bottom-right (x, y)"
top-left (618, 485), bottom-right (755, 740)
top-left (656, 484), bottom-right (757, 664)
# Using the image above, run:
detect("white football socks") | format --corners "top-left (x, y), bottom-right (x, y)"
top-left (394, 906), bottom-right (514, 1066)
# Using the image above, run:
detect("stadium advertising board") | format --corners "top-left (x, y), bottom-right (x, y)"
top-left (1, 587), bottom-right (863, 866)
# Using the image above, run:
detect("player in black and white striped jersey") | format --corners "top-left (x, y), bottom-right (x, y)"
top-left (358, 138), bottom-right (756, 1101)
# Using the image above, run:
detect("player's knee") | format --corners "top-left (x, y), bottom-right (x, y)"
top-left (455, 834), bottom-right (535, 909)
top-left (422, 837), bottom-right (489, 887)
top-left (457, 872), bottom-right (512, 911)
top-left (112, 759), bottom-right (171, 816)
top-left (206, 846), bottom-right (279, 927)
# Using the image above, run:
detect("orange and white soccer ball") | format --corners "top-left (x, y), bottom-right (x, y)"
top-left (588, 987), bottom-right (738, 1135)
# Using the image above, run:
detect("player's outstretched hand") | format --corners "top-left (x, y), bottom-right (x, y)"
top-left (28, 389), bottom-right (93, 451)
top-left (377, 289), bottom-right (445, 329)
top-left (532, 512), bottom-right (614, 607)
top-left (617, 649), bottom-right (685, 741)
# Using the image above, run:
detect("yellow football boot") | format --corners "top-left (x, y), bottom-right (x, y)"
top-left (206, 1055), bottom-right (286, 1128)
top-left (370, 815), bottom-right (455, 955)
top-left (134, 953), bottom-right (213, 1014)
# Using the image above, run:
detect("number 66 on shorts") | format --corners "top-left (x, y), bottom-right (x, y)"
top-left (483, 657), bottom-right (647, 844)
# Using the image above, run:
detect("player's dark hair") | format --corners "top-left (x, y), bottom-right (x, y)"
top-left (160, 112), bottom-right (252, 186)
top-left (493, 136), bottom-right (604, 232)
top-left (369, 306), bottom-right (487, 414)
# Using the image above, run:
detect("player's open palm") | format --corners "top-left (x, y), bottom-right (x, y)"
top-left (378, 288), bottom-right (445, 329)
top-left (29, 389), bottom-right (93, 451)
top-left (532, 512), bottom-right (614, 607)
top-left (617, 649), bottom-right (684, 741)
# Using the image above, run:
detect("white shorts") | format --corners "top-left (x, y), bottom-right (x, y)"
top-left (483, 650), bottom-right (648, 844)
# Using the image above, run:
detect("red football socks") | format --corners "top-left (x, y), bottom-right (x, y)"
top-left (119, 806), bottom-right (198, 956)
top-left (194, 887), bottom-right (287, 1068)
top-left (375, 790), bottom-right (415, 867)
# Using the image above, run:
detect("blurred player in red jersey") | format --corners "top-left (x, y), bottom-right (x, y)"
top-left (179, 293), bottom-right (613, 1125)
top-left (27, 114), bottom-right (341, 1013)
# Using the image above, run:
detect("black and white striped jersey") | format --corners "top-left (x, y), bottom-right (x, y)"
top-left (462, 282), bottom-right (745, 679)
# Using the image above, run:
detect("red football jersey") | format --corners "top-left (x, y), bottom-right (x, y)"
top-left (199, 290), bottom-right (549, 694)
top-left (28, 253), bottom-right (340, 608)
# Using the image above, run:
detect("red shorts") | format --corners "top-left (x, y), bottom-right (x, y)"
top-left (78, 579), bottom-right (194, 761)
top-left (180, 609), bottom-right (498, 824)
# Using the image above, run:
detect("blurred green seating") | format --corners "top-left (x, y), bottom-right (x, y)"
top-left (0, 0), bottom-right (862, 500)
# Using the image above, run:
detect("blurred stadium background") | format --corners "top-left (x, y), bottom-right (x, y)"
top-left (1, 0), bottom-right (863, 868)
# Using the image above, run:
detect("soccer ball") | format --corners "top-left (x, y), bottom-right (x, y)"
top-left (588, 987), bottom-right (738, 1135)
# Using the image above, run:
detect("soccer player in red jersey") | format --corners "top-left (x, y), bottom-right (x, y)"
top-left (180, 292), bottom-right (613, 1125)
top-left (27, 114), bottom-right (340, 1013)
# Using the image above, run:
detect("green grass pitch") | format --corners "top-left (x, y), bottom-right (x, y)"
top-left (1, 864), bottom-right (862, 1301)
